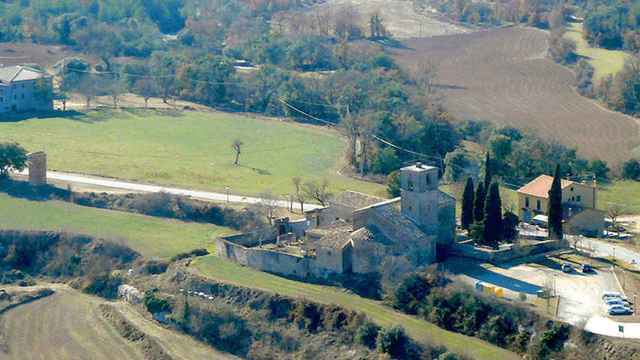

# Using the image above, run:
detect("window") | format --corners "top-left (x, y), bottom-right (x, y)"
top-left (536, 199), bottom-right (541, 211)
top-left (407, 179), bottom-right (414, 191)
top-left (571, 187), bottom-right (574, 192)
top-left (426, 174), bottom-right (431, 185)
top-left (525, 197), bottom-right (530, 208)
top-left (577, 195), bottom-right (581, 202)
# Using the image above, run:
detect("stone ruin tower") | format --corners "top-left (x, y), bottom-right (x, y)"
top-left (27, 151), bottom-right (47, 185)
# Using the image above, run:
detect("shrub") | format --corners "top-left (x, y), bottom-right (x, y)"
top-left (355, 321), bottom-right (380, 349)
top-left (170, 248), bottom-right (209, 262)
top-left (139, 259), bottom-right (169, 274)
top-left (291, 301), bottom-right (323, 333)
top-left (143, 290), bottom-right (173, 314)
top-left (622, 159), bottom-right (640, 180)
top-left (83, 272), bottom-right (123, 299)
top-left (376, 326), bottom-right (415, 359)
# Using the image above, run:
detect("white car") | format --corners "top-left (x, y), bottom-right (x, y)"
top-left (602, 291), bottom-right (623, 300)
top-left (608, 305), bottom-right (633, 316)
top-left (605, 298), bottom-right (628, 307)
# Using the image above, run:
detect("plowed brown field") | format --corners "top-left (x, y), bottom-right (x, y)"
top-left (0, 285), bottom-right (234, 360)
top-left (393, 26), bottom-right (640, 165)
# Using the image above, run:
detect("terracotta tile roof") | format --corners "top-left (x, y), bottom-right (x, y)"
top-left (517, 175), bottom-right (575, 198)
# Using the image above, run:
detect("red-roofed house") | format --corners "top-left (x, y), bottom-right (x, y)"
top-left (517, 175), bottom-right (604, 236)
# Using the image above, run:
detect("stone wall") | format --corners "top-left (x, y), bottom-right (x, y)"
top-left (450, 240), bottom-right (566, 263)
top-left (216, 237), bottom-right (341, 279)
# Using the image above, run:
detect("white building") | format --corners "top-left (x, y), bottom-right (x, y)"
top-left (0, 65), bottom-right (53, 113)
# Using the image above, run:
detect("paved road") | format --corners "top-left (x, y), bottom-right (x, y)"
top-left (575, 237), bottom-right (640, 270)
top-left (16, 169), bottom-right (323, 211)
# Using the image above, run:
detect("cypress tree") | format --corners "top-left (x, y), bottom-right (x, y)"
top-left (484, 152), bottom-right (492, 189)
top-left (548, 164), bottom-right (563, 240)
top-left (474, 181), bottom-right (486, 223)
top-left (484, 182), bottom-right (503, 248)
top-left (462, 177), bottom-right (475, 231)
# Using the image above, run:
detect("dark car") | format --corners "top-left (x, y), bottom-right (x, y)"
top-left (581, 264), bottom-right (594, 273)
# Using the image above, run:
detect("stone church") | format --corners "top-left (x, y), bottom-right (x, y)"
top-left (217, 163), bottom-right (456, 279)
top-left (303, 163), bottom-right (456, 276)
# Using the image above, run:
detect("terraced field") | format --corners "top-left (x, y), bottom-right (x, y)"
top-left (394, 27), bottom-right (640, 165)
top-left (0, 285), bottom-right (234, 360)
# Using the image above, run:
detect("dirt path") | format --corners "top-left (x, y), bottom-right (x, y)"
top-left (0, 285), bottom-right (235, 360)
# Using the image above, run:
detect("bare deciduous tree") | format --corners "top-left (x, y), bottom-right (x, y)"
top-left (608, 204), bottom-right (624, 236)
top-left (232, 139), bottom-right (243, 166)
top-left (302, 179), bottom-right (332, 207)
top-left (78, 75), bottom-right (97, 109)
top-left (413, 59), bottom-right (439, 99)
top-left (292, 176), bottom-right (305, 213)
top-left (258, 190), bottom-right (279, 225)
top-left (134, 78), bottom-right (157, 108)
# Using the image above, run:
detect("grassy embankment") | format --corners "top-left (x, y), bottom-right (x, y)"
top-left (193, 255), bottom-right (518, 360)
top-left (565, 22), bottom-right (631, 80)
top-left (0, 193), bottom-right (224, 259)
top-left (0, 109), bottom-right (384, 197)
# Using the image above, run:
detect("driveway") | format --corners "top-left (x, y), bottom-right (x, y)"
top-left (15, 169), bottom-right (323, 211)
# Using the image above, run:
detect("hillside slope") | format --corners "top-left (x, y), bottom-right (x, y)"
top-left (394, 27), bottom-right (640, 165)
top-left (0, 285), bottom-right (235, 360)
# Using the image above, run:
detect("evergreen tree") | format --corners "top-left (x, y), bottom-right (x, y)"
top-left (474, 182), bottom-right (486, 223)
top-left (548, 164), bottom-right (563, 240)
top-left (484, 152), bottom-right (492, 189)
top-left (462, 177), bottom-right (475, 231)
top-left (483, 182), bottom-right (503, 248)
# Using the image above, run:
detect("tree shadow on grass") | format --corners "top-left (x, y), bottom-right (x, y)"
top-left (237, 164), bottom-right (272, 176)
top-left (0, 178), bottom-right (68, 202)
top-left (0, 110), bottom-right (85, 123)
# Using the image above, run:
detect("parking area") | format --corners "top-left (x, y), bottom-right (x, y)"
top-left (447, 256), bottom-right (622, 326)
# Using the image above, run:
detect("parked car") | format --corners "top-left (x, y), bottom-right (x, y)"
top-left (561, 263), bottom-right (573, 273)
top-left (580, 263), bottom-right (593, 273)
top-left (602, 291), bottom-right (623, 300)
top-left (604, 298), bottom-right (628, 307)
top-left (608, 305), bottom-right (633, 315)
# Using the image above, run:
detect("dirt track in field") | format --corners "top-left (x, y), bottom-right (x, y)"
top-left (393, 26), bottom-right (640, 165)
top-left (0, 285), bottom-right (234, 360)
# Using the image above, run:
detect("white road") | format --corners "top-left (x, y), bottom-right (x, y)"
top-left (575, 237), bottom-right (640, 270)
top-left (15, 169), bottom-right (323, 211)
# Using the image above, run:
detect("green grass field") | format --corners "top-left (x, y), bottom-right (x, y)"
top-left (599, 181), bottom-right (640, 214)
top-left (0, 109), bottom-right (384, 197)
top-left (0, 193), bottom-right (226, 259)
top-left (193, 255), bottom-right (517, 360)
top-left (565, 23), bottom-right (630, 80)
